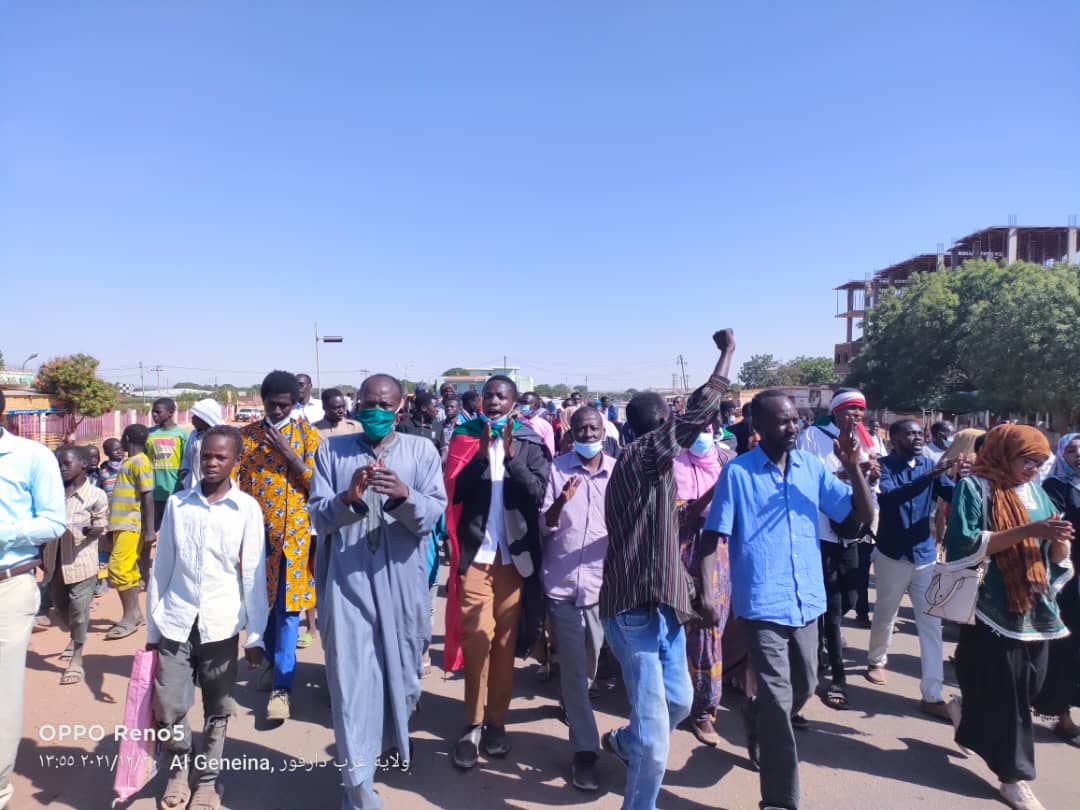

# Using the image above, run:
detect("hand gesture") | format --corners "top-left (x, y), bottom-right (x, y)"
top-left (713, 329), bottom-right (736, 354)
top-left (931, 457), bottom-right (956, 478)
top-left (264, 424), bottom-right (292, 456)
top-left (370, 465), bottom-right (409, 500)
top-left (559, 475), bottom-right (582, 504)
top-left (867, 457), bottom-right (881, 486)
top-left (343, 465), bottom-right (373, 504)
top-left (833, 429), bottom-right (861, 469)
top-left (1034, 516), bottom-right (1075, 544)
top-left (245, 647), bottom-right (265, 671)
top-left (503, 416), bottom-right (516, 460)
top-left (479, 419), bottom-right (492, 456)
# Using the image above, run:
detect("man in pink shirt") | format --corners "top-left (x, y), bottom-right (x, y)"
top-left (519, 392), bottom-right (556, 460)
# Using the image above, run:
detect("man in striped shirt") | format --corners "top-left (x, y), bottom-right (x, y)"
top-left (598, 329), bottom-right (736, 810)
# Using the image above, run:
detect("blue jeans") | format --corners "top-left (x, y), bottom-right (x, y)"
top-left (263, 562), bottom-right (300, 692)
top-left (602, 605), bottom-right (692, 810)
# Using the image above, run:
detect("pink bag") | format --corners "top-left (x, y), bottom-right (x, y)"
top-left (113, 649), bottom-right (159, 803)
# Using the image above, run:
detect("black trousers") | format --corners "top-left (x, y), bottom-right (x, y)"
top-left (818, 542), bottom-right (859, 684)
top-left (1033, 590), bottom-right (1080, 717)
top-left (855, 542), bottom-right (874, 618)
top-left (956, 620), bottom-right (1048, 783)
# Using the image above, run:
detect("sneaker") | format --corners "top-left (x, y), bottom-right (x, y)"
top-left (266, 690), bottom-right (290, 722)
top-left (791, 713), bottom-right (810, 730)
top-left (452, 726), bottom-right (482, 770)
top-left (999, 780), bottom-right (1046, 810)
top-left (601, 730), bottom-right (629, 767)
top-left (570, 751), bottom-right (599, 792)
top-left (480, 724), bottom-right (510, 758)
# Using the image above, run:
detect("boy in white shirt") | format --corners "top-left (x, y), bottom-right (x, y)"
top-left (146, 426), bottom-right (267, 810)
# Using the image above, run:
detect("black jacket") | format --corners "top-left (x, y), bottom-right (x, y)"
top-left (452, 422), bottom-right (550, 657)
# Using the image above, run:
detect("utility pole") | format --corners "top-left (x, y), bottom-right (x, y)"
top-left (585, 375), bottom-right (589, 398)
top-left (677, 354), bottom-right (689, 393)
top-left (139, 361), bottom-right (145, 402)
top-left (150, 366), bottom-right (164, 397)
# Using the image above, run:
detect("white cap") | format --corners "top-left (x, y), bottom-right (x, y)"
top-left (190, 398), bottom-right (224, 428)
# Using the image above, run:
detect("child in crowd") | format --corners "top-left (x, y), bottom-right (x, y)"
top-left (105, 424), bottom-right (154, 639)
top-left (147, 425), bottom-right (267, 810)
top-left (43, 446), bottom-right (109, 685)
top-left (84, 445), bottom-right (102, 488)
top-left (94, 438), bottom-right (126, 597)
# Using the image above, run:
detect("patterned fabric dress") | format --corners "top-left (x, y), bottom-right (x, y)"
top-left (679, 507), bottom-right (732, 722)
top-left (238, 420), bottom-right (319, 611)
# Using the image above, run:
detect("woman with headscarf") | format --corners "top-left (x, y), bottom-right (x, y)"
top-left (1033, 433), bottom-right (1080, 746)
top-left (673, 426), bottom-right (731, 747)
top-left (945, 425), bottom-right (1075, 810)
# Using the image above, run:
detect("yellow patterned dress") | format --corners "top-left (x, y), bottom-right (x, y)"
top-left (238, 420), bottom-right (320, 611)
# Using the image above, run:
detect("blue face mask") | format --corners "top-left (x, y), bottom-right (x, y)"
top-left (689, 433), bottom-right (714, 457)
top-left (479, 412), bottom-right (508, 431)
top-left (574, 440), bottom-right (604, 459)
top-left (940, 436), bottom-right (953, 448)
top-left (519, 405), bottom-right (532, 417)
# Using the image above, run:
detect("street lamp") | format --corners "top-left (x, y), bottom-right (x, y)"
top-left (20, 352), bottom-right (38, 371)
top-left (314, 323), bottom-right (343, 394)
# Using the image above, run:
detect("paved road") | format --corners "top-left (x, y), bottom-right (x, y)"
top-left (14, 574), bottom-right (1077, 810)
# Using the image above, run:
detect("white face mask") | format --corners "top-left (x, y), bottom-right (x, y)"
top-left (268, 415), bottom-right (291, 430)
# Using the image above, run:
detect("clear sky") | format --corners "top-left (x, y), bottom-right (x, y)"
top-left (2, 2), bottom-right (1078, 392)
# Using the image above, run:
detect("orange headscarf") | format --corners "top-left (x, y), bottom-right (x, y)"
top-left (970, 425), bottom-right (1051, 613)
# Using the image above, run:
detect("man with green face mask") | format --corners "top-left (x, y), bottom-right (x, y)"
top-left (308, 373), bottom-right (448, 810)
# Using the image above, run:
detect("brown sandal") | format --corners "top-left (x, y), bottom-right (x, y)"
top-left (188, 782), bottom-right (222, 810)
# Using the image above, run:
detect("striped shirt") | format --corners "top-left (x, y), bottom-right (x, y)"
top-left (108, 453), bottom-right (154, 533)
top-left (599, 374), bottom-right (729, 622)
top-left (44, 479), bottom-right (109, 584)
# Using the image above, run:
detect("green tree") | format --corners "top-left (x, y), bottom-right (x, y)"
top-left (35, 353), bottom-right (119, 429)
top-left (777, 356), bottom-right (837, 385)
top-left (536, 383), bottom-right (571, 399)
top-left (848, 260), bottom-right (1080, 426)
top-left (442, 367), bottom-right (470, 377)
top-left (0, 350), bottom-right (5, 369)
top-left (738, 354), bottom-right (780, 387)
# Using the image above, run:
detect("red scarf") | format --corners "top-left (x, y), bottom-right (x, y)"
top-left (442, 431), bottom-right (481, 673)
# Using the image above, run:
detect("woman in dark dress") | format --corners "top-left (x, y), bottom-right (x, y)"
top-left (1034, 433), bottom-right (1080, 746)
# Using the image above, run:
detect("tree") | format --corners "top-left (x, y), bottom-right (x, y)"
top-left (442, 367), bottom-right (470, 377)
top-left (777, 356), bottom-right (837, 386)
top-left (738, 354), bottom-right (780, 387)
top-left (536, 383), bottom-right (571, 399)
top-left (847, 260), bottom-right (1080, 426)
top-left (0, 350), bottom-right (4, 369)
top-left (35, 353), bottom-right (118, 432)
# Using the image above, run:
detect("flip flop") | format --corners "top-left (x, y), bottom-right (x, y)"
top-left (60, 664), bottom-right (84, 685)
top-left (296, 632), bottom-right (313, 649)
top-left (105, 619), bottom-right (144, 640)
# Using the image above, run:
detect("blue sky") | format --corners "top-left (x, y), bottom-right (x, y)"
top-left (2, 2), bottom-right (1078, 391)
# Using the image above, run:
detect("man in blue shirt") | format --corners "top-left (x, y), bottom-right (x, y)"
top-left (701, 390), bottom-right (874, 810)
top-left (0, 391), bottom-right (66, 810)
top-left (865, 419), bottom-right (958, 723)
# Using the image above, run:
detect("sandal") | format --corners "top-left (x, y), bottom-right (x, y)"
top-left (60, 663), bottom-right (84, 686)
top-left (296, 632), bottom-right (313, 649)
top-left (821, 681), bottom-right (849, 710)
top-left (188, 782), bottom-right (222, 810)
top-left (106, 618), bottom-right (145, 640)
top-left (158, 767), bottom-right (191, 810)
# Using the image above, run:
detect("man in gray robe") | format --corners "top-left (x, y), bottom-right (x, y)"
top-left (309, 373), bottom-right (447, 810)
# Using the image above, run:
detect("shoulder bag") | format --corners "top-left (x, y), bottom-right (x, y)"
top-left (924, 477), bottom-right (989, 625)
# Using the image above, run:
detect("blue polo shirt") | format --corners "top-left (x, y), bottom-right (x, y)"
top-left (705, 446), bottom-right (852, 627)
top-left (875, 453), bottom-right (954, 566)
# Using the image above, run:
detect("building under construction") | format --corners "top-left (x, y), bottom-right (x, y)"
top-left (834, 218), bottom-right (1079, 377)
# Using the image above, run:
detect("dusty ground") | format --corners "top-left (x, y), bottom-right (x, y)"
top-left (12, 573), bottom-right (1078, 810)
